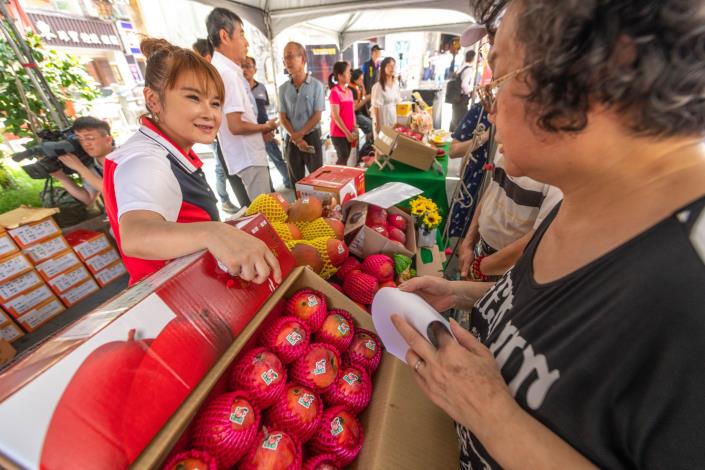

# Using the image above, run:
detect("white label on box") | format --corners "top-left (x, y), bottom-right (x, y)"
top-left (73, 235), bottom-right (111, 260)
top-left (23, 237), bottom-right (69, 264)
top-left (0, 234), bottom-right (18, 257)
top-left (60, 279), bottom-right (98, 305)
top-left (0, 323), bottom-right (23, 342)
top-left (94, 261), bottom-right (126, 286)
top-left (48, 267), bottom-right (91, 293)
top-left (0, 271), bottom-right (43, 303)
top-left (2, 285), bottom-right (54, 316)
top-left (0, 255), bottom-right (33, 283)
top-left (18, 298), bottom-right (64, 330)
top-left (36, 252), bottom-right (81, 279)
top-left (8, 220), bottom-right (59, 246)
top-left (85, 249), bottom-right (119, 273)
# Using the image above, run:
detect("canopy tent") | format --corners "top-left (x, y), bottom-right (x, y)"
top-left (193, 0), bottom-right (476, 47)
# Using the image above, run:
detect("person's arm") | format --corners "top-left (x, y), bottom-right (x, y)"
top-left (330, 103), bottom-right (353, 139)
top-left (49, 171), bottom-right (94, 205)
top-left (370, 84), bottom-right (383, 134)
top-left (119, 210), bottom-right (281, 284)
top-left (480, 230), bottom-right (534, 276)
top-left (57, 154), bottom-right (103, 192)
top-left (227, 112), bottom-right (277, 136)
top-left (399, 276), bottom-right (493, 312)
top-left (450, 130), bottom-right (489, 159)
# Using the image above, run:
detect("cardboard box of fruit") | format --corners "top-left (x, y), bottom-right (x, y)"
top-left (0, 214), bottom-right (295, 470)
top-left (135, 266), bottom-right (458, 470)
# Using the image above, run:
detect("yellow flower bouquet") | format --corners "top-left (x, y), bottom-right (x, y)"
top-left (409, 196), bottom-right (443, 247)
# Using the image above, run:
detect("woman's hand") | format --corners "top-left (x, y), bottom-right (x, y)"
top-left (398, 276), bottom-right (459, 311)
top-left (391, 315), bottom-right (517, 443)
top-left (206, 223), bottom-right (282, 284)
top-left (458, 237), bottom-right (476, 279)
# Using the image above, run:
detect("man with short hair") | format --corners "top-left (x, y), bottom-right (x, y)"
top-left (242, 56), bottom-right (292, 189)
top-left (450, 50), bottom-right (478, 132)
top-left (206, 8), bottom-right (277, 201)
top-left (278, 41), bottom-right (325, 183)
top-left (361, 44), bottom-right (381, 94)
top-left (49, 116), bottom-right (112, 206)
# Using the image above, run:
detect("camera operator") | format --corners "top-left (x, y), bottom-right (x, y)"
top-left (49, 117), bottom-right (113, 205)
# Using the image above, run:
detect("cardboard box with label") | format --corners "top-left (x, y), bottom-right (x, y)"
top-left (0, 324), bottom-right (24, 344)
top-left (58, 278), bottom-right (99, 308)
top-left (15, 297), bottom-right (65, 333)
top-left (64, 230), bottom-right (112, 262)
top-left (83, 247), bottom-right (120, 274)
top-left (0, 230), bottom-right (19, 260)
top-left (47, 265), bottom-right (93, 295)
top-left (35, 250), bottom-right (82, 281)
top-left (22, 235), bottom-right (71, 265)
top-left (93, 260), bottom-right (127, 288)
top-left (295, 165), bottom-right (365, 217)
top-left (373, 125), bottom-right (438, 171)
top-left (1, 284), bottom-right (56, 319)
top-left (0, 208), bottom-right (61, 250)
top-left (0, 271), bottom-right (45, 305)
top-left (343, 183), bottom-right (424, 259)
top-left (0, 252), bottom-right (34, 284)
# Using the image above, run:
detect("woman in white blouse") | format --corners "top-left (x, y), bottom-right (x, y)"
top-left (370, 57), bottom-right (401, 136)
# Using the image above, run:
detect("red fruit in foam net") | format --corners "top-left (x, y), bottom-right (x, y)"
top-left (343, 329), bottom-right (382, 374)
top-left (290, 343), bottom-right (341, 393)
top-left (323, 365), bottom-right (372, 415)
top-left (369, 224), bottom-right (389, 238)
top-left (265, 383), bottom-right (323, 442)
top-left (388, 227), bottom-right (406, 245)
top-left (313, 309), bottom-right (355, 353)
top-left (302, 454), bottom-right (341, 470)
top-left (386, 214), bottom-right (407, 231)
top-left (191, 391), bottom-right (260, 468)
top-left (259, 316), bottom-right (310, 364)
top-left (342, 271), bottom-right (379, 305)
top-left (285, 289), bottom-right (328, 331)
top-left (335, 257), bottom-right (360, 282)
top-left (239, 429), bottom-right (303, 470)
top-left (309, 406), bottom-right (364, 466)
top-left (229, 347), bottom-right (287, 409)
top-left (365, 205), bottom-right (388, 226)
top-left (163, 449), bottom-right (218, 470)
top-left (361, 254), bottom-right (394, 282)
top-left (379, 280), bottom-right (397, 289)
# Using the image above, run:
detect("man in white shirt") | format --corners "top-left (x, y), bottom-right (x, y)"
top-left (206, 7), bottom-right (278, 200)
top-left (450, 50), bottom-right (477, 132)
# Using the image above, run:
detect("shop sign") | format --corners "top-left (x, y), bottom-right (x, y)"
top-left (116, 20), bottom-right (141, 56)
top-left (27, 11), bottom-right (122, 51)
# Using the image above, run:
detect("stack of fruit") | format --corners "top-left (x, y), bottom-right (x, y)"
top-left (166, 288), bottom-right (383, 470)
top-left (245, 194), bottom-right (349, 279)
top-left (362, 205), bottom-right (409, 248)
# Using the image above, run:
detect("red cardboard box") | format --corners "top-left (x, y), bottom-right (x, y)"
top-left (47, 265), bottom-right (93, 295)
top-left (83, 247), bottom-right (120, 275)
top-left (0, 323), bottom-right (24, 344)
top-left (22, 235), bottom-right (71, 265)
top-left (93, 260), bottom-right (127, 288)
top-left (0, 214), bottom-right (295, 470)
top-left (35, 250), bottom-right (82, 281)
top-left (1, 284), bottom-right (56, 319)
top-left (0, 271), bottom-right (45, 304)
top-left (0, 231), bottom-right (19, 259)
top-left (15, 297), bottom-right (65, 333)
top-left (64, 230), bottom-right (112, 262)
top-left (0, 252), bottom-right (34, 284)
top-left (295, 165), bottom-right (365, 218)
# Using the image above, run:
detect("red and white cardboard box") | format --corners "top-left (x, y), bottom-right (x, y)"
top-left (1, 284), bottom-right (56, 318)
top-left (0, 214), bottom-right (296, 470)
top-left (93, 260), bottom-right (127, 288)
top-left (0, 252), bottom-right (34, 284)
top-left (84, 248), bottom-right (120, 275)
top-left (22, 235), bottom-right (71, 265)
top-left (47, 265), bottom-right (92, 295)
top-left (0, 322), bottom-right (24, 343)
top-left (0, 231), bottom-right (19, 259)
top-left (64, 230), bottom-right (112, 262)
top-left (35, 250), bottom-right (82, 281)
top-left (295, 165), bottom-right (366, 218)
top-left (58, 278), bottom-right (99, 308)
top-left (0, 271), bottom-right (45, 304)
top-left (15, 297), bottom-right (65, 333)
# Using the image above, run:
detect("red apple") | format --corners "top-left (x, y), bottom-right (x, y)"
top-left (323, 365), bottom-right (372, 414)
top-left (309, 406), bottom-right (364, 466)
top-left (302, 454), bottom-right (341, 470)
top-left (239, 429), bottom-right (302, 470)
top-left (290, 343), bottom-right (341, 393)
top-left (343, 329), bottom-right (382, 374)
top-left (379, 280), bottom-right (397, 289)
top-left (386, 214), bottom-right (407, 231)
top-left (266, 383), bottom-right (323, 442)
top-left (229, 347), bottom-right (287, 409)
top-left (388, 227), bottom-right (406, 244)
top-left (365, 205), bottom-right (388, 227)
top-left (260, 316), bottom-right (309, 364)
top-left (325, 238), bottom-right (349, 267)
top-left (369, 224), bottom-right (389, 238)
top-left (313, 309), bottom-right (355, 353)
top-left (163, 449), bottom-right (218, 470)
top-left (285, 289), bottom-right (328, 332)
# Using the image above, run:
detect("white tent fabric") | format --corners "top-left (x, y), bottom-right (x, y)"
top-left (194, 0), bottom-right (476, 47)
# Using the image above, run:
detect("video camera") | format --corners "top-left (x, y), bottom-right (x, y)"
top-left (11, 128), bottom-right (94, 180)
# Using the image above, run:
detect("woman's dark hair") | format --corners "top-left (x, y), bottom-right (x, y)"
top-left (474, 0), bottom-right (705, 138)
top-left (206, 7), bottom-right (242, 49)
top-left (351, 69), bottom-right (363, 82)
top-left (328, 61), bottom-right (350, 89)
top-left (379, 57), bottom-right (396, 91)
top-left (192, 38), bottom-right (212, 58)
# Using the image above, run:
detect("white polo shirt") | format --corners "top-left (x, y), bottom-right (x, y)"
top-left (211, 51), bottom-right (267, 175)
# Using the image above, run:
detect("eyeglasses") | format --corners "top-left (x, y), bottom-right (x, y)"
top-left (475, 61), bottom-right (537, 112)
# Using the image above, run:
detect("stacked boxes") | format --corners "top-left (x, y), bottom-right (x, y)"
top-left (65, 230), bottom-right (125, 289)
